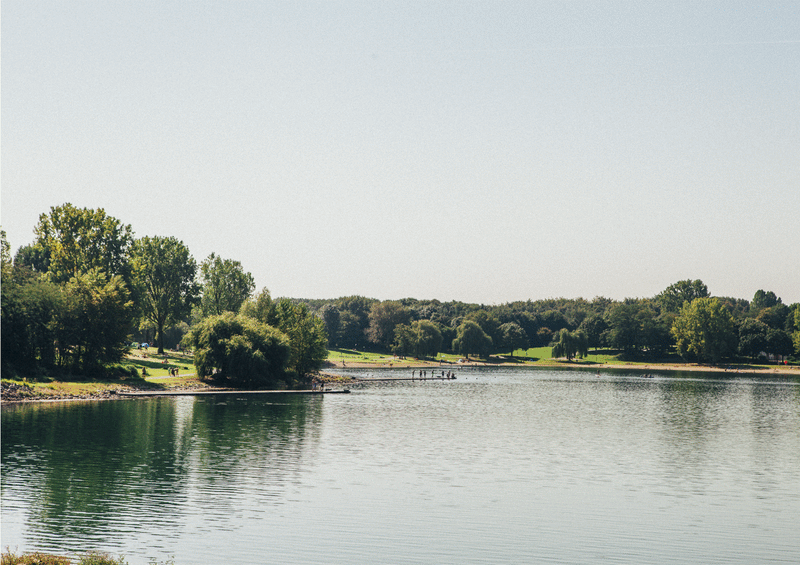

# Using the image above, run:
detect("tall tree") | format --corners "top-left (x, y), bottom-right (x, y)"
top-left (452, 320), bottom-right (492, 359)
top-left (657, 279), bottom-right (709, 313)
top-left (199, 253), bottom-right (255, 317)
top-left (131, 236), bottom-right (199, 354)
top-left (671, 297), bottom-right (737, 363)
top-left (366, 300), bottom-right (411, 351)
top-left (239, 287), bottom-right (279, 327)
top-left (499, 322), bottom-right (529, 356)
top-left (320, 304), bottom-right (341, 348)
top-left (56, 269), bottom-right (134, 372)
top-left (737, 318), bottom-right (769, 361)
top-left (32, 203), bottom-right (134, 283)
top-left (274, 300), bottom-right (329, 380)
top-left (751, 289), bottom-right (781, 312)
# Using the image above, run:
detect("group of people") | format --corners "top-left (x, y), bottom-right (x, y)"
top-left (411, 369), bottom-right (456, 380)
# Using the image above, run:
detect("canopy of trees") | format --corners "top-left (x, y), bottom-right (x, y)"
top-left (4, 207), bottom-right (799, 382)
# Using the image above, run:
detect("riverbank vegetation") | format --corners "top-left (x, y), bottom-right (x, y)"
top-left (1, 549), bottom-right (173, 565)
top-left (3, 205), bottom-right (799, 392)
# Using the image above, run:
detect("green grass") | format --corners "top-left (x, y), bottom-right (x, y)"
top-left (123, 347), bottom-right (195, 377)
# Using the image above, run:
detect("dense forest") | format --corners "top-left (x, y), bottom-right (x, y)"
top-left (3, 204), bottom-right (799, 386)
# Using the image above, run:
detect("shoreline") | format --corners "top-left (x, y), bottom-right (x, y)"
top-left (4, 360), bottom-right (798, 405)
top-left (324, 359), bottom-right (800, 376)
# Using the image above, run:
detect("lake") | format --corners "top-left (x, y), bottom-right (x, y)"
top-left (2, 367), bottom-right (800, 564)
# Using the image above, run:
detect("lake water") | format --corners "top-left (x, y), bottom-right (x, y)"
top-left (3, 367), bottom-right (800, 564)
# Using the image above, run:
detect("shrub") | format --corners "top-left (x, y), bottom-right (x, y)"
top-left (2, 549), bottom-right (71, 565)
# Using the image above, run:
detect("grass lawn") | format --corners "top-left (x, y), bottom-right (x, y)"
top-left (1, 348), bottom-right (202, 400)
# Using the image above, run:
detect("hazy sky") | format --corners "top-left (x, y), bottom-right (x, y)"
top-left (3, 1), bottom-right (799, 305)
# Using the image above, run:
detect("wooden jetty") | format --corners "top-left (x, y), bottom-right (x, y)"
top-left (118, 389), bottom-right (350, 398)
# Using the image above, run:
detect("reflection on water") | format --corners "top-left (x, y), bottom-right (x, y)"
top-left (2, 395), bottom-right (321, 560)
top-left (2, 369), bottom-right (799, 565)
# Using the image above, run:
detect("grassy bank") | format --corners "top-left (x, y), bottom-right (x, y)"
top-left (1, 348), bottom-right (206, 402)
top-left (325, 347), bottom-right (799, 375)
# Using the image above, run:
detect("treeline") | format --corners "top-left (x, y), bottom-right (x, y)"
top-left (3, 204), bottom-right (799, 385)
top-left (1, 203), bottom-right (327, 387)
top-left (299, 281), bottom-right (800, 364)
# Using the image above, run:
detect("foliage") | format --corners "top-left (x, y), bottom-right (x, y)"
top-left (0, 550), bottom-right (126, 565)
top-left (452, 320), bottom-right (492, 359)
top-left (32, 203), bottom-right (133, 284)
top-left (551, 329), bottom-right (588, 360)
top-left (366, 300), bottom-right (411, 350)
top-left (320, 304), bottom-right (341, 347)
top-left (393, 319), bottom-right (443, 358)
top-left (465, 310), bottom-right (502, 348)
top-left (737, 318), bottom-right (769, 360)
top-left (498, 322), bottom-right (528, 356)
top-left (131, 236), bottom-right (199, 353)
top-left (604, 300), bottom-right (670, 356)
top-left (185, 312), bottom-right (291, 388)
top-left (764, 328), bottom-right (794, 359)
top-left (750, 289), bottom-right (781, 312)
top-left (755, 304), bottom-right (790, 331)
top-left (2, 266), bottom-right (133, 374)
top-left (2, 549), bottom-right (72, 565)
top-left (239, 287), bottom-right (279, 327)
top-left (577, 314), bottom-right (608, 350)
top-left (58, 270), bottom-right (134, 372)
top-left (657, 279), bottom-right (709, 313)
top-left (672, 297), bottom-right (737, 363)
top-left (199, 253), bottom-right (255, 317)
top-left (273, 300), bottom-right (329, 380)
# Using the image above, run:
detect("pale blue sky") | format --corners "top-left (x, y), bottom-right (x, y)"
top-left (3, 1), bottom-right (799, 304)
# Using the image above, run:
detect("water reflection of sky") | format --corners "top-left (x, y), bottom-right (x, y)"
top-left (2, 370), bottom-right (799, 565)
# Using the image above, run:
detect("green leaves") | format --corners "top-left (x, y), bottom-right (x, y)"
top-left (131, 236), bottom-right (199, 353)
top-left (452, 320), bottom-right (492, 359)
top-left (199, 253), bottom-right (255, 317)
top-left (33, 203), bottom-right (133, 283)
top-left (186, 312), bottom-right (291, 388)
top-left (672, 297), bottom-right (737, 363)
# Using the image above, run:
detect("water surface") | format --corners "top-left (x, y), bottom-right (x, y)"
top-left (3, 368), bottom-right (799, 564)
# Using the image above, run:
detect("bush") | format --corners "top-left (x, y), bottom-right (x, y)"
top-left (1, 550), bottom-right (128, 565)
top-left (185, 312), bottom-right (291, 388)
top-left (2, 549), bottom-right (71, 565)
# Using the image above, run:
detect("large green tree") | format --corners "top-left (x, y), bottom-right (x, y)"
top-left (551, 329), bottom-right (588, 360)
top-left (131, 236), bottom-right (199, 354)
top-left (320, 304), bottom-right (341, 348)
top-left (499, 322), bottom-right (529, 356)
top-left (199, 253), bottom-right (255, 317)
top-left (751, 289), bottom-right (781, 312)
top-left (57, 269), bottom-right (134, 372)
top-left (239, 287), bottom-right (279, 327)
top-left (671, 297), bottom-right (737, 363)
top-left (657, 279), bottom-right (709, 313)
top-left (185, 312), bottom-right (291, 388)
top-left (274, 300), bottom-right (329, 380)
top-left (366, 300), bottom-right (411, 351)
top-left (452, 320), bottom-right (492, 359)
top-left (393, 319), bottom-right (443, 358)
top-left (32, 203), bottom-right (134, 283)
top-left (737, 318), bottom-right (769, 361)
